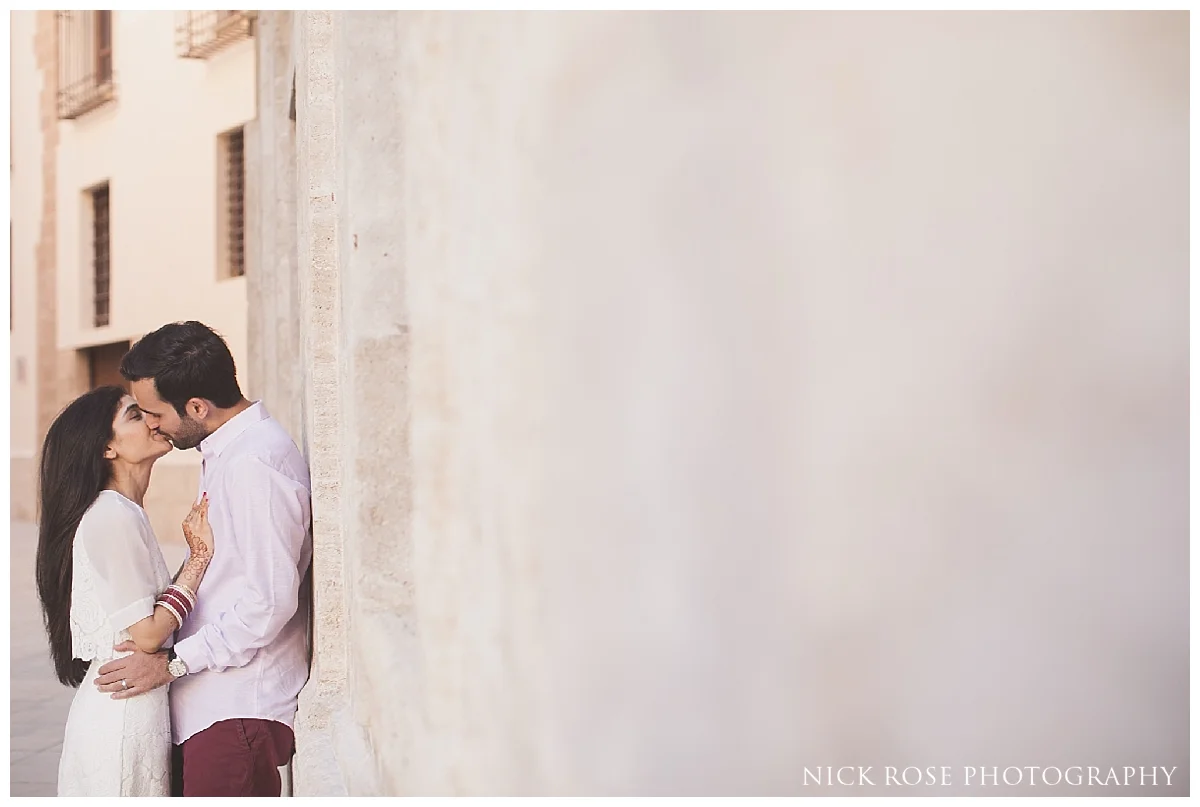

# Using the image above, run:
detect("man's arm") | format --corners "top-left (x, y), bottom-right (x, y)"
top-left (96, 456), bottom-right (309, 697)
top-left (172, 455), bottom-right (309, 674)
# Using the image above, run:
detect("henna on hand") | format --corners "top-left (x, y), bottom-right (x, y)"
top-left (181, 554), bottom-right (210, 576)
top-left (181, 495), bottom-right (214, 560)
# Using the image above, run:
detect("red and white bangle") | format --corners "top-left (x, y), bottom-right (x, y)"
top-left (156, 584), bottom-right (197, 628)
top-left (170, 583), bottom-right (196, 610)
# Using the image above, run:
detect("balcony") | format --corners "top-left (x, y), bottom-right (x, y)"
top-left (56, 10), bottom-right (115, 120)
top-left (176, 11), bottom-right (256, 60)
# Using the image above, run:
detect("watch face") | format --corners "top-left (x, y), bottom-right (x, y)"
top-left (168, 659), bottom-right (187, 678)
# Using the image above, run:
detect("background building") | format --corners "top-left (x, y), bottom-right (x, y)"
top-left (10, 10), bottom-right (44, 525)
top-left (251, 11), bottom-right (1188, 797)
top-left (11, 10), bottom-right (255, 545)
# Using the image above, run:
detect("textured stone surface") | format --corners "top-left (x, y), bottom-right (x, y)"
top-left (246, 10), bottom-right (303, 443)
top-left (258, 11), bottom-right (1188, 796)
top-left (290, 10), bottom-right (354, 798)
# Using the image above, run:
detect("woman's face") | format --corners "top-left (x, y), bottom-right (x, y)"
top-left (105, 394), bottom-right (173, 466)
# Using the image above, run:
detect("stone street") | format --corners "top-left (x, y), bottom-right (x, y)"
top-left (9, 521), bottom-right (185, 797)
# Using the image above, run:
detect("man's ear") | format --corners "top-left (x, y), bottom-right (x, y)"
top-left (187, 398), bottom-right (210, 422)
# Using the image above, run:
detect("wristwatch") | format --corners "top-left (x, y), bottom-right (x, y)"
top-left (166, 647), bottom-right (188, 679)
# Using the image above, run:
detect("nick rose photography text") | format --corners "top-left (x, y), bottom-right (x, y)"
top-left (803, 766), bottom-right (1178, 787)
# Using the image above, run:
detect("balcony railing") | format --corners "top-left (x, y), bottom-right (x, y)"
top-left (220, 127), bottom-right (246, 278)
top-left (57, 11), bottom-right (116, 120)
top-left (176, 11), bottom-right (256, 59)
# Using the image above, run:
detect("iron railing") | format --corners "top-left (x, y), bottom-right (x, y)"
top-left (176, 11), bottom-right (256, 59)
top-left (224, 128), bottom-right (246, 277)
top-left (91, 184), bottom-right (111, 328)
top-left (57, 11), bottom-right (116, 120)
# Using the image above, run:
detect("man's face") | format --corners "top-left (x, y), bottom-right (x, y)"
top-left (130, 378), bottom-right (209, 450)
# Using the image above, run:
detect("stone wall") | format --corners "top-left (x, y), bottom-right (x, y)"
top-left (255, 11), bottom-right (1189, 796)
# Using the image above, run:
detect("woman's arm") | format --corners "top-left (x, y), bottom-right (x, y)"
top-left (125, 496), bottom-right (214, 654)
top-left (124, 557), bottom-right (209, 653)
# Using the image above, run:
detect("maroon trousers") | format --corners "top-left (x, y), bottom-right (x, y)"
top-left (171, 718), bottom-right (295, 797)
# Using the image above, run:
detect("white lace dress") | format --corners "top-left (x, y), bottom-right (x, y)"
top-left (57, 490), bottom-right (174, 797)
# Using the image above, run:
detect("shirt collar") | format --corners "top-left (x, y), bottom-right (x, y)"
top-left (198, 401), bottom-right (270, 460)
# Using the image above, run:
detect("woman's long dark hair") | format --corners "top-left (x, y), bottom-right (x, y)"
top-left (36, 385), bottom-right (125, 687)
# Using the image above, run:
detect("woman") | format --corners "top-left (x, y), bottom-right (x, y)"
top-left (35, 385), bottom-right (215, 797)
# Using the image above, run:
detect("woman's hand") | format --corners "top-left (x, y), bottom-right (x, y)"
top-left (182, 495), bottom-right (214, 561)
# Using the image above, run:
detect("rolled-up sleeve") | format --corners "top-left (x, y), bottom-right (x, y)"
top-left (173, 456), bottom-right (308, 674)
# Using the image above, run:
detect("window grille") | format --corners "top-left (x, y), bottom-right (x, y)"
top-left (219, 128), bottom-right (246, 278)
top-left (91, 184), bottom-right (111, 327)
top-left (176, 11), bottom-right (255, 59)
top-left (57, 11), bottom-right (116, 120)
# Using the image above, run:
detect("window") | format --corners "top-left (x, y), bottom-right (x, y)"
top-left (218, 127), bottom-right (246, 279)
top-left (57, 11), bottom-right (116, 119)
top-left (176, 11), bottom-right (255, 59)
top-left (90, 183), bottom-right (111, 327)
top-left (96, 10), bottom-right (112, 83)
top-left (84, 341), bottom-right (130, 391)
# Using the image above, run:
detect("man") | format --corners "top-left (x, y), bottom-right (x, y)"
top-left (94, 321), bottom-right (312, 798)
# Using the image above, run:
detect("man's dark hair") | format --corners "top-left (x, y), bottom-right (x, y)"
top-left (120, 321), bottom-right (244, 415)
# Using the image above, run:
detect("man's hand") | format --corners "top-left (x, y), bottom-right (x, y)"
top-left (95, 641), bottom-right (172, 700)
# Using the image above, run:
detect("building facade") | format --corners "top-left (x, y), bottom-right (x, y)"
top-left (10, 10), bottom-right (46, 523)
top-left (251, 11), bottom-right (1187, 796)
top-left (11, 10), bottom-right (255, 545)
